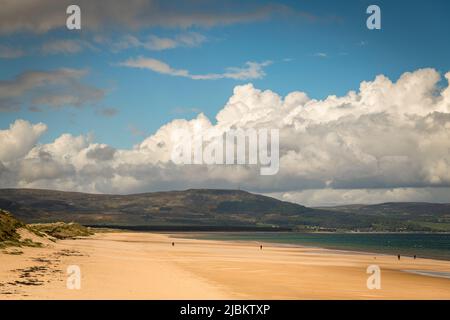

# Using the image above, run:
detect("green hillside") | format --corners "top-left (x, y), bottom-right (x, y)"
top-left (0, 189), bottom-right (449, 232)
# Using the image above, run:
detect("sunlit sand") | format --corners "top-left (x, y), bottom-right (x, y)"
top-left (1, 232), bottom-right (449, 299)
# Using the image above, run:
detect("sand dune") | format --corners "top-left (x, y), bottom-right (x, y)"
top-left (1, 232), bottom-right (449, 299)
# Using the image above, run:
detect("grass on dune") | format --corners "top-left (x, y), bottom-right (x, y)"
top-left (29, 222), bottom-right (94, 240)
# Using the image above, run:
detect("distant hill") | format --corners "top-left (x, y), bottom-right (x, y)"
top-left (317, 202), bottom-right (450, 216)
top-left (0, 188), bottom-right (316, 230)
top-left (316, 202), bottom-right (450, 232)
top-left (0, 188), bottom-right (449, 232)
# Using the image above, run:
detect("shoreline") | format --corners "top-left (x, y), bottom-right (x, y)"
top-left (170, 231), bottom-right (450, 262)
top-left (1, 231), bottom-right (450, 299)
top-left (90, 226), bottom-right (450, 234)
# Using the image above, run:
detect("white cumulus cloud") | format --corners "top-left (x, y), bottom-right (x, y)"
top-left (0, 119), bottom-right (47, 162)
top-left (1, 68), bottom-right (450, 205)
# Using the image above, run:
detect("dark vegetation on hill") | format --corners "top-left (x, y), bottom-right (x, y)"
top-left (317, 203), bottom-right (450, 232)
top-left (0, 188), bottom-right (449, 232)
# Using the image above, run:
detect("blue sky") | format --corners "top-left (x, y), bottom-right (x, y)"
top-left (2, 0), bottom-right (450, 203)
top-left (1, 0), bottom-right (450, 148)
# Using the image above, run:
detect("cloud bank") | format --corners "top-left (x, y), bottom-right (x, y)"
top-left (1, 68), bottom-right (450, 205)
top-left (0, 68), bottom-right (104, 112)
top-left (0, 0), bottom-right (289, 34)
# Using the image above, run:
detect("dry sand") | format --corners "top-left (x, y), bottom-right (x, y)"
top-left (1, 232), bottom-right (449, 299)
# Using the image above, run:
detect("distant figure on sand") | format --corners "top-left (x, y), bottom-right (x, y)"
top-left (172, 242), bottom-right (175, 247)
top-left (414, 255), bottom-right (416, 260)
top-left (260, 245), bottom-right (263, 250)
top-left (398, 254), bottom-right (401, 260)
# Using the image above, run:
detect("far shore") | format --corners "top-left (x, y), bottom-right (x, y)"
top-left (1, 232), bottom-right (450, 299)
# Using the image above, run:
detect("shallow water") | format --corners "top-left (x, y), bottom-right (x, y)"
top-left (190, 232), bottom-right (450, 261)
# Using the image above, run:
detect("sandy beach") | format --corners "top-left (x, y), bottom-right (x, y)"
top-left (1, 232), bottom-right (450, 300)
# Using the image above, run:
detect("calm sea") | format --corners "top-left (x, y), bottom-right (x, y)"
top-left (189, 232), bottom-right (450, 261)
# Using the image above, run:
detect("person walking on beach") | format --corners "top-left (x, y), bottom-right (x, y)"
top-left (260, 245), bottom-right (263, 250)
top-left (414, 255), bottom-right (416, 260)
top-left (172, 242), bottom-right (175, 247)
top-left (397, 254), bottom-right (401, 260)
